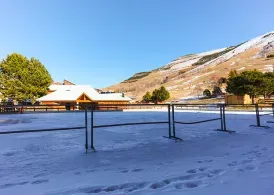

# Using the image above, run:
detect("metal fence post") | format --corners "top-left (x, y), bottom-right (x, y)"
top-left (250, 104), bottom-right (270, 128)
top-left (272, 103), bottom-right (274, 118)
top-left (168, 104), bottom-right (171, 138)
top-left (172, 104), bottom-right (176, 137)
top-left (85, 107), bottom-right (88, 153)
top-left (255, 104), bottom-right (260, 127)
top-left (219, 105), bottom-right (224, 131)
top-left (222, 104), bottom-right (227, 131)
top-left (91, 104), bottom-right (95, 151)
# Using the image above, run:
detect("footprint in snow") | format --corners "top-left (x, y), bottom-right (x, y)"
top-left (86, 169), bottom-right (96, 173)
top-left (174, 180), bottom-right (204, 189)
top-left (120, 169), bottom-right (129, 173)
top-left (2, 152), bottom-right (16, 157)
top-left (51, 182), bottom-right (149, 194)
top-left (240, 159), bottom-right (253, 164)
top-left (31, 179), bottom-right (49, 185)
top-left (236, 165), bottom-right (256, 172)
top-left (186, 169), bottom-right (197, 174)
top-left (0, 181), bottom-right (29, 189)
top-left (197, 159), bottom-right (214, 163)
top-left (198, 167), bottom-right (207, 171)
top-left (262, 147), bottom-right (268, 151)
top-left (149, 181), bottom-right (168, 189)
top-left (119, 168), bottom-right (143, 173)
top-left (33, 173), bottom-right (48, 178)
top-left (228, 161), bottom-right (237, 167)
top-left (131, 168), bottom-right (143, 172)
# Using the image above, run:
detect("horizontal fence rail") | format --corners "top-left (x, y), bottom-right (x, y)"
top-left (88, 104), bottom-right (184, 150)
top-left (172, 104), bottom-right (235, 136)
top-left (0, 126), bottom-right (86, 135)
top-left (94, 121), bottom-right (169, 128)
top-left (174, 118), bottom-right (221, 125)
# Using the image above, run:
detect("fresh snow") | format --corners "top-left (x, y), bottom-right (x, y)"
top-left (164, 48), bottom-right (227, 71)
top-left (170, 58), bottom-right (200, 70)
top-left (197, 48), bottom-right (227, 57)
top-left (237, 67), bottom-right (246, 71)
top-left (188, 31), bottom-right (274, 74)
top-left (0, 111), bottom-right (274, 195)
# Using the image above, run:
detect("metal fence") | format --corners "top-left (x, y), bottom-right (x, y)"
top-left (0, 103), bottom-right (273, 153)
top-left (251, 104), bottom-right (274, 128)
top-left (0, 109), bottom-right (89, 153)
top-left (172, 104), bottom-right (235, 140)
top-left (87, 104), bottom-right (183, 152)
top-left (223, 103), bottom-right (274, 128)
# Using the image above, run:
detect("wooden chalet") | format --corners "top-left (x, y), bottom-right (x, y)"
top-left (37, 85), bottom-right (131, 110)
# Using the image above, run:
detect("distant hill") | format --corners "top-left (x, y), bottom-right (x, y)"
top-left (104, 31), bottom-right (274, 101)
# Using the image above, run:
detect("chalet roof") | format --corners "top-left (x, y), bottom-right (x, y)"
top-left (48, 85), bottom-right (92, 92)
top-left (38, 85), bottom-right (131, 102)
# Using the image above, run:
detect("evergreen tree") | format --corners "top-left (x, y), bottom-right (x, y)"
top-left (151, 86), bottom-right (170, 103)
top-left (0, 53), bottom-right (52, 103)
top-left (218, 77), bottom-right (227, 85)
top-left (212, 86), bottom-right (222, 97)
top-left (261, 72), bottom-right (274, 98)
top-left (228, 70), bottom-right (238, 78)
top-left (226, 69), bottom-right (265, 103)
top-left (203, 89), bottom-right (211, 98)
top-left (142, 91), bottom-right (152, 103)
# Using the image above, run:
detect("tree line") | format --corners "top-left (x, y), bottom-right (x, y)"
top-left (143, 69), bottom-right (274, 104)
top-left (226, 69), bottom-right (274, 103)
top-left (142, 86), bottom-right (170, 103)
top-left (203, 69), bottom-right (274, 103)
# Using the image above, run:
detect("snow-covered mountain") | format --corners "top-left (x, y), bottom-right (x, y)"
top-left (105, 31), bottom-right (274, 100)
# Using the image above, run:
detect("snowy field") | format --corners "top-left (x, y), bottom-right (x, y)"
top-left (0, 111), bottom-right (274, 195)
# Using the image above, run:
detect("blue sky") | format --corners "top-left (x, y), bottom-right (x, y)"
top-left (0, 0), bottom-right (274, 88)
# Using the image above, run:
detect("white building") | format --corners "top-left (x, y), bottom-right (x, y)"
top-left (37, 85), bottom-right (131, 106)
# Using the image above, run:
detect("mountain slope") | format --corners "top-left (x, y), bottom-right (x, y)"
top-left (105, 31), bottom-right (274, 101)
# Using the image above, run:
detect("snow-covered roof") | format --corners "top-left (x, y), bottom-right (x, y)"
top-left (48, 85), bottom-right (92, 91)
top-left (38, 85), bottom-right (131, 102)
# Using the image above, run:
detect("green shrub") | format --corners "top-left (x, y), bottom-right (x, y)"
top-left (203, 89), bottom-right (211, 98)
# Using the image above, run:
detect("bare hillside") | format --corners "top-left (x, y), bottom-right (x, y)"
top-left (104, 32), bottom-right (274, 101)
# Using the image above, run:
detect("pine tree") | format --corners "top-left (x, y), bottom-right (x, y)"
top-left (212, 86), bottom-right (222, 97)
top-left (151, 86), bottom-right (170, 103)
top-left (203, 89), bottom-right (211, 98)
top-left (261, 72), bottom-right (274, 98)
top-left (0, 53), bottom-right (52, 103)
top-left (226, 69), bottom-right (266, 103)
top-left (142, 91), bottom-right (152, 103)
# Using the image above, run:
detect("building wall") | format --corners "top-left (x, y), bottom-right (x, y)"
top-left (243, 95), bottom-right (253, 104)
top-left (39, 100), bottom-right (129, 110)
top-left (225, 94), bottom-right (256, 104)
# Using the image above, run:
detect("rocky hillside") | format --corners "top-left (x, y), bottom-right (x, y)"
top-left (104, 31), bottom-right (274, 101)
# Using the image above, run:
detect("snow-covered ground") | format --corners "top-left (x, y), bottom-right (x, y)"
top-left (0, 111), bottom-right (274, 195)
